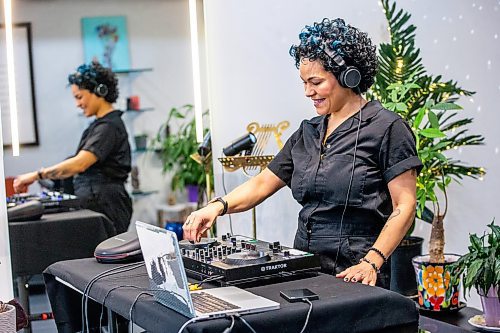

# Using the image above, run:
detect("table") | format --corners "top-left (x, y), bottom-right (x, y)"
top-left (419, 306), bottom-right (484, 332)
top-left (9, 209), bottom-right (115, 276)
top-left (9, 209), bottom-right (115, 331)
top-left (44, 258), bottom-right (419, 333)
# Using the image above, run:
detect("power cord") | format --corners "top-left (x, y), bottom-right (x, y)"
top-left (99, 284), bottom-right (139, 331)
top-left (236, 314), bottom-right (257, 333)
top-left (129, 291), bottom-right (153, 329)
top-left (81, 261), bottom-right (144, 332)
top-left (177, 317), bottom-right (203, 333)
top-left (220, 315), bottom-right (235, 333)
top-left (299, 298), bottom-right (313, 333)
top-left (190, 275), bottom-right (225, 290)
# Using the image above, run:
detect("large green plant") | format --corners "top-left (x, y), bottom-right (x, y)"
top-left (153, 105), bottom-right (212, 195)
top-left (370, 0), bottom-right (485, 263)
top-left (450, 221), bottom-right (499, 298)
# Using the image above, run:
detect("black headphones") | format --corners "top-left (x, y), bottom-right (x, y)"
top-left (323, 46), bottom-right (362, 89)
top-left (94, 83), bottom-right (109, 98)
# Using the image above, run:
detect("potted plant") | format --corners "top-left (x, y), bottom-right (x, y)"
top-left (371, 0), bottom-right (485, 301)
top-left (450, 221), bottom-right (500, 327)
top-left (152, 104), bottom-right (213, 205)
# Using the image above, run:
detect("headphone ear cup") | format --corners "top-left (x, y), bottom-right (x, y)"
top-left (340, 67), bottom-right (362, 89)
top-left (94, 84), bottom-right (108, 98)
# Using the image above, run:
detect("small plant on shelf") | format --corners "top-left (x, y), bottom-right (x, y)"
top-left (152, 104), bottom-right (213, 204)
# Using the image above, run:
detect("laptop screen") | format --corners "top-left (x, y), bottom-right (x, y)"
top-left (136, 221), bottom-right (196, 317)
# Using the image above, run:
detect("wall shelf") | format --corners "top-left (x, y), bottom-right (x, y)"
top-left (131, 190), bottom-right (159, 197)
top-left (113, 68), bottom-right (153, 74)
top-left (123, 107), bottom-right (155, 113)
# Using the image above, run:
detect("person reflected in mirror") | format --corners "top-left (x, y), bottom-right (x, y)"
top-left (182, 18), bottom-right (423, 288)
top-left (14, 60), bottom-right (132, 234)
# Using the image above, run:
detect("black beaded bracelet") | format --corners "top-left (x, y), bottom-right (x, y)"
top-left (368, 247), bottom-right (388, 263)
top-left (209, 196), bottom-right (228, 216)
top-left (360, 257), bottom-right (380, 274)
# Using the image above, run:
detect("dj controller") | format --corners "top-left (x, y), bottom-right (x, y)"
top-left (179, 234), bottom-right (321, 286)
top-left (7, 191), bottom-right (80, 213)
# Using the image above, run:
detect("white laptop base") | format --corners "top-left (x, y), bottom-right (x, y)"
top-left (135, 221), bottom-right (280, 318)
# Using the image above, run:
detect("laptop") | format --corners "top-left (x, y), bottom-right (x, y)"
top-left (135, 221), bottom-right (280, 318)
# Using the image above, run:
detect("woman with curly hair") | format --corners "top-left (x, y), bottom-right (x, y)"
top-left (183, 18), bottom-right (422, 288)
top-left (14, 61), bottom-right (132, 234)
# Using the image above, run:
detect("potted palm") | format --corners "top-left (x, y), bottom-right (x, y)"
top-left (371, 0), bottom-right (485, 301)
top-left (450, 221), bottom-right (500, 328)
top-left (153, 104), bottom-right (213, 205)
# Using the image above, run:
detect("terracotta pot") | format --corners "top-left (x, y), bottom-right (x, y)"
top-left (0, 303), bottom-right (16, 333)
top-left (412, 254), bottom-right (461, 311)
top-left (480, 286), bottom-right (500, 327)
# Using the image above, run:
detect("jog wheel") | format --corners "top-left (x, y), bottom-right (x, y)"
top-left (224, 251), bottom-right (271, 265)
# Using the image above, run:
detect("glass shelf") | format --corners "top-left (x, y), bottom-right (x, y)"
top-left (131, 190), bottom-right (159, 197)
top-left (113, 68), bottom-right (153, 74)
top-left (123, 107), bottom-right (155, 113)
top-left (133, 148), bottom-right (148, 154)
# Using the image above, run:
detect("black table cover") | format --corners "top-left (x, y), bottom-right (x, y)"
top-left (9, 209), bottom-right (115, 276)
top-left (44, 258), bottom-right (419, 333)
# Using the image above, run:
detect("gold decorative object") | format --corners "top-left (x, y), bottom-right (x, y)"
top-left (218, 120), bottom-right (289, 238)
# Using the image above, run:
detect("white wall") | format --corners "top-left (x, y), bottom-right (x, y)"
top-left (204, 0), bottom-right (500, 309)
top-left (2, 0), bottom-right (196, 225)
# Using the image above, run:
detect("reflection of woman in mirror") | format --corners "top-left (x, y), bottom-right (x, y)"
top-left (14, 61), bottom-right (132, 233)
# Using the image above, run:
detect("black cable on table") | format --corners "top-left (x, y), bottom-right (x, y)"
top-left (80, 262), bottom-right (144, 332)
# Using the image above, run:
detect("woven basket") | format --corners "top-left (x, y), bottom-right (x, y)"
top-left (0, 303), bottom-right (16, 333)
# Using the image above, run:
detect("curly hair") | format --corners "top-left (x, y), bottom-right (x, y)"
top-left (68, 60), bottom-right (119, 103)
top-left (289, 18), bottom-right (377, 93)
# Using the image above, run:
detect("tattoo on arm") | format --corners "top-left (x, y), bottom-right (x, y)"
top-left (44, 168), bottom-right (73, 180)
top-left (381, 209), bottom-right (401, 232)
top-left (388, 209), bottom-right (401, 221)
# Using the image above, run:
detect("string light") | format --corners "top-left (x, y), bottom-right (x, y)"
top-left (3, 0), bottom-right (20, 156)
top-left (188, 0), bottom-right (204, 143)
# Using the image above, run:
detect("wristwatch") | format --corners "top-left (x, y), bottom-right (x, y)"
top-left (208, 196), bottom-right (228, 216)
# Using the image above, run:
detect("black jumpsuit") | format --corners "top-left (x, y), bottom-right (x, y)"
top-left (267, 100), bottom-right (423, 289)
top-left (73, 110), bottom-right (132, 234)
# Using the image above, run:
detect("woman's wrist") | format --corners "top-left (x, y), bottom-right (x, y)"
top-left (207, 196), bottom-right (228, 216)
top-left (37, 168), bottom-right (44, 180)
top-left (364, 251), bottom-right (385, 271)
top-left (359, 257), bottom-right (380, 273)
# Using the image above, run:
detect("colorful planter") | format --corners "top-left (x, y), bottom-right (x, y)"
top-left (412, 254), bottom-right (461, 311)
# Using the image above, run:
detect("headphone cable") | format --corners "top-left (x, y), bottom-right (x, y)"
top-left (332, 95), bottom-right (363, 273)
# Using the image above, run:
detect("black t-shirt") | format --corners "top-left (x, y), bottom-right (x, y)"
top-left (76, 110), bottom-right (131, 182)
top-left (267, 100), bottom-right (423, 235)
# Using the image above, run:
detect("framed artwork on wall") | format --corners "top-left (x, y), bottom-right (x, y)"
top-left (81, 16), bottom-right (131, 71)
top-left (0, 22), bottom-right (39, 147)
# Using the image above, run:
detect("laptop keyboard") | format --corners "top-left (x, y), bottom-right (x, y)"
top-left (191, 292), bottom-right (241, 313)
